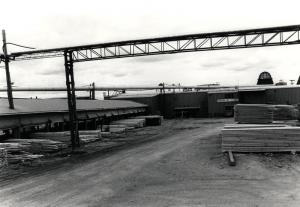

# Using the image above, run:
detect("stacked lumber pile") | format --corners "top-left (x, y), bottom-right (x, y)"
top-left (0, 142), bottom-right (31, 153)
top-left (30, 131), bottom-right (70, 142)
top-left (111, 118), bottom-right (146, 128)
top-left (273, 105), bottom-right (298, 120)
top-left (6, 139), bottom-right (67, 153)
top-left (0, 148), bottom-right (7, 167)
top-left (234, 104), bottom-right (274, 124)
top-left (133, 115), bottom-right (163, 126)
top-left (222, 126), bottom-right (300, 152)
top-left (30, 131), bottom-right (104, 142)
top-left (79, 135), bottom-right (101, 144)
top-left (222, 104), bottom-right (300, 153)
top-left (224, 123), bottom-right (289, 129)
top-left (102, 125), bottom-right (133, 133)
top-left (0, 142), bottom-right (44, 164)
top-left (6, 153), bottom-right (44, 164)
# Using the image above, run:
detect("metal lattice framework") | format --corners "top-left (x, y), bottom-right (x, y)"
top-left (8, 25), bottom-right (300, 62)
top-left (1, 24), bottom-right (300, 150)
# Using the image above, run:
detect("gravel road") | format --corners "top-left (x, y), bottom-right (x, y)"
top-left (1, 119), bottom-right (300, 207)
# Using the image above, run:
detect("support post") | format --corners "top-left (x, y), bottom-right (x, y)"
top-left (89, 82), bottom-right (95, 100)
top-left (64, 50), bottom-right (80, 150)
top-left (91, 82), bottom-right (95, 100)
top-left (2, 30), bottom-right (14, 109)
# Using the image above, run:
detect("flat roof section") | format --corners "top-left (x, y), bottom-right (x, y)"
top-left (0, 99), bottom-right (146, 116)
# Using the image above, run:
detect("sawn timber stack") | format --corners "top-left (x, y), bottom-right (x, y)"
top-left (222, 126), bottom-right (300, 152)
top-left (234, 104), bottom-right (274, 124)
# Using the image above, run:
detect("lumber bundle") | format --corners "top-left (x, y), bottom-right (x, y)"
top-left (79, 135), bottom-right (100, 144)
top-left (6, 153), bottom-right (44, 164)
top-left (234, 104), bottom-right (274, 124)
top-left (30, 130), bottom-right (103, 142)
top-left (0, 143), bottom-right (31, 153)
top-left (102, 125), bottom-right (134, 133)
top-left (224, 124), bottom-right (289, 129)
top-left (111, 118), bottom-right (146, 128)
top-left (0, 148), bottom-right (7, 167)
top-left (273, 105), bottom-right (298, 120)
top-left (30, 131), bottom-right (71, 142)
top-left (6, 139), bottom-right (67, 153)
top-left (133, 115), bottom-right (163, 126)
top-left (222, 126), bottom-right (300, 152)
top-left (0, 143), bottom-right (44, 165)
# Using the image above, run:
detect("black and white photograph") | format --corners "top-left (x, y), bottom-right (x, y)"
top-left (1, 0), bottom-right (300, 206)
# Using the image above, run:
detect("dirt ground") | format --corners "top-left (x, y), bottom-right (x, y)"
top-left (1, 118), bottom-right (300, 207)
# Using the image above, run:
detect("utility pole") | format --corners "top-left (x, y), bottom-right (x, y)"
top-left (2, 30), bottom-right (14, 109)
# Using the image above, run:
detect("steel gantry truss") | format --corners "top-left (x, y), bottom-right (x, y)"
top-left (1, 24), bottom-right (300, 150)
top-left (9, 25), bottom-right (300, 62)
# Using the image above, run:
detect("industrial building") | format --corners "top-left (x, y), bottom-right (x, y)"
top-left (0, 99), bottom-right (146, 137)
top-left (108, 85), bottom-right (300, 118)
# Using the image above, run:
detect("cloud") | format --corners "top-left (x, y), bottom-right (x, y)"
top-left (39, 68), bottom-right (65, 75)
top-left (201, 61), bottom-right (228, 68)
top-left (228, 60), bottom-right (275, 72)
top-left (113, 73), bottom-right (127, 78)
top-left (132, 55), bottom-right (175, 63)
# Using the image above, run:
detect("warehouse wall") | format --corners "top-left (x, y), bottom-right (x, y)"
top-left (108, 95), bottom-right (161, 115)
top-left (160, 92), bottom-right (208, 118)
top-left (108, 87), bottom-right (300, 118)
top-left (207, 92), bottom-right (239, 117)
top-left (265, 88), bottom-right (300, 105)
top-left (238, 91), bottom-right (266, 104)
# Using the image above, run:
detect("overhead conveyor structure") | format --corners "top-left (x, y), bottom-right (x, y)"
top-left (9, 25), bottom-right (300, 61)
top-left (1, 24), bottom-right (300, 150)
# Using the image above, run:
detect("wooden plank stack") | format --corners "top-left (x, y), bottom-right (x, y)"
top-left (234, 104), bottom-right (274, 124)
top-left (102, 125), bottom-right (134, 133)
top-left (273, 105), bottom-right (298, 120)
top-left (223, 104), bottom-right (300, 153)
top-left (30, 131), bottom-right (71, 142)
top-left (31, 130), bottom-right (103, 142)
top-left (6, 139), bottom-right (67, 153)
top-left (111, 118), bottom-right (146, 128)
top-left (224, 123), bottom-right (289, 129)
top-left (0, 142), bottom-right (31, 153)
top-left (0, 148), bottom-right (8, 168)
top-left (222, 126), bottom-right (300, 152)
top-left (6, 153), bottom-right (44, 164)
top-left (132, 115), bottom-right (163, 126)
top-left (79, 135), bottom-right (100, 144)
top-left (0, 142), bottom-right (45, 164)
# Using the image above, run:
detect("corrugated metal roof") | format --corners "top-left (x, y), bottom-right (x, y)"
top-left (0, 99), bottom-right (146, 116)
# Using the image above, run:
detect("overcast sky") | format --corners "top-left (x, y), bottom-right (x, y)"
top-left (1, 0), bottom-right (300, 89)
